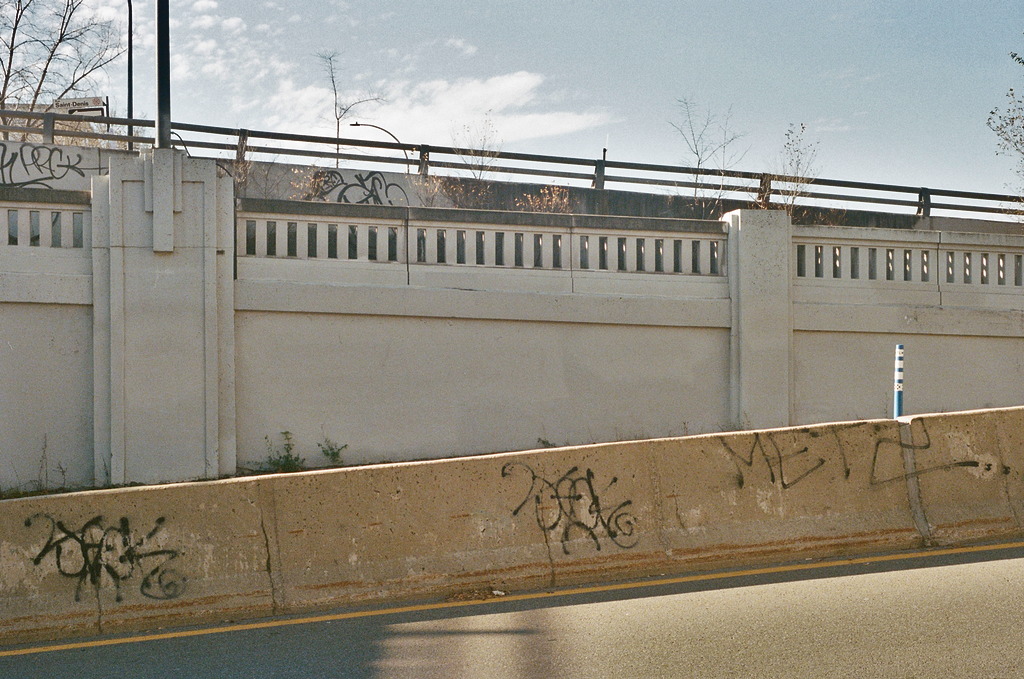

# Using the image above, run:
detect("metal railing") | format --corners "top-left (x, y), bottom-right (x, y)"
top-left (2, 108), bottom-right (1021, 219)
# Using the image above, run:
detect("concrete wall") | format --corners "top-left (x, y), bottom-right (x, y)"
top-left (2, 406), bottom-right (1022, 645)
top-left (4, 146), bottom-right (1024, 491)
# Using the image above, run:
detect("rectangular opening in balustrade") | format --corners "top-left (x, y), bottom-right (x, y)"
top-left (832, 246), bottom-right (841, 278)
top-left (29, 211), bottom-right (39, 246)
top-left (981, 253), bottom-right (989, 285)
top-left (796, 244), bottom-right (806, 277)
top-left (495, 232), bottom-right (505, 265)
top-left (534, 233), bottom-right (543, 267)
top-left (1016, 255), bottom-right (1023, 286)
top-left (514, 233), bottom-right (524, 267)
top-left (921, 251), bottom-right (929, 282)
top-left (72, 213), bottom-right (83, 248)
top-left (868, 248), bottom-right (877, 280)
top-left (691, 240), bottom-right (701, 274)
top-left (654, 239), bottom-right (664, 272)
top-left (437, 229), bottom-right (447, 264)
top-left (457, 230), bottom-right (466, 264)
top-left (599, 236), bottom-right (609, 270)
top-left (475, 231), bottom-right (485, 265)
top-left (673, 240), bottom-right (683, 273)
top-left (7, 210), bottom-right (16, 245)
top-left (946, 252), bottom-right (954, 283)
top-left (903, 249), bottom-right (912, 282)
top-left (850, 247), bottom-right (860, 279)
top-left (998, 253), bottom-right (1006, 285)
top-left (389, 227), bottom-right (398, 262)
top-left (636, 238), bottom-right (645, 271)
top-left (617, 237), bottom-right (627, 271)
top-left (287, 222), bottom-right (297, 257)
top-left (579, 235), bottom-right (590, 268)
top-left (348, 225), bottom-right (358, 260)
top-left (885, 248), bottom-right (894, 281)
top-left (266, 221), bottom-right (277, 256)
top-left (241, 220), bottom-right (253, 255)
top-left (964, 252), bottom-right (972, 284)
top-left (307, 224), bottom-right (317, 258)
top-left (51, 212), bottom-right (62, 247)
top-left (416, 228), bottom-right (427, 263)
top-left (814, 245), bottom-right (824, 278)
top-left (553, 234), bottom-right (562, 268)
top-left (710, 241), bottom-right (720, 275)
top-left (328, 224), bottom-right (338, 259)
top-left (368, 226), bottom-right (378, 261)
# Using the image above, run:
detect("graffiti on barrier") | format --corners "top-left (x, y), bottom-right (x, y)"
top-left (0, 142), bottom-right (105, 189)
top-left (715, 420), bottom-right (1010, 492)
top-left (302, 169), bottom-right (409, 205)
top-left (25, 514), bottom-right (186, 603)
top-left (501, 462), bottom-right (638, 554)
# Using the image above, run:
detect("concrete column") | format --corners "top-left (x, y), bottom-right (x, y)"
top-left (724, 209), bottom-right (792, 430)
top-left (92, 149), bottom-right (235, 485)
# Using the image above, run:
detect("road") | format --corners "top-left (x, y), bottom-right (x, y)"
top-left (3, 543), bottom-right (1024, 678)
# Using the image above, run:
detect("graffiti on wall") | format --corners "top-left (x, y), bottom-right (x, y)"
top-left (501, 462), bottom-right (638, 555)
top-left (302, 169), bottom-right (409, 205)
top-left (24, 514), bottom-right (186, 603)
top-left (0, 142), bottom-right (105, 189)
top-left (716, 420), bottom-right (1010, 493)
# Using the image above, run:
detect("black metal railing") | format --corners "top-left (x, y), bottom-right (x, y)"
top-left (1, 108), bottom-right (1021, 219)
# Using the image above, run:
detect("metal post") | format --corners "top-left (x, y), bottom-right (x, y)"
top-left (127, 0), bottom-right (133, 150)
top-left (418, 145), bottom-right (431, 177)
top-left (593, 148), bottom-right (606, 190)
top-left (155, 0), bottom-right (171, 149)
top-left (42, 113), bottom-right (55, 143)
top-left (916, 188), bottom-right (931, 217)
top-left (893, 344), bottom-right (905, 417)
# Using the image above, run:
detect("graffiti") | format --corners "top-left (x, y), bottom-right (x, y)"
top-left (0, 142), bottom-right (104, 189)
top-left (716, 421), bottom-right (1010, 491)
top-left (303, 169), bottom-right (409, 206)
top-left (869, 420), bottom-right (1011, 486)
top-left (25, 514), bottom-right (185, 603)
top-left (719, 431), bottom-right (829, 490)
top-left (501, 462), bottom-right (638, 554)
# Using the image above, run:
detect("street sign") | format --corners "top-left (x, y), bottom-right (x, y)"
top-left (52, 96), bottom-right (108, 116)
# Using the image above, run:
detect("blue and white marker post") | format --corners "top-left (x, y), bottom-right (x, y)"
top-left (893, 344), bottom-right (905, 418)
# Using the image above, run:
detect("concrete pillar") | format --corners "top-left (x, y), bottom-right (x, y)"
top-left (724, 209), bottom-right (792, 430)
top-left (92, 149), bottom-right (235, 485)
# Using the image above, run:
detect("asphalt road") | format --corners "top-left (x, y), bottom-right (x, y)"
top-left (4, 542), bottom-right (1024, 678)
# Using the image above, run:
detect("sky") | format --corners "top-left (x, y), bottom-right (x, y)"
top-left (82, 0), bottom-right (1023, 195)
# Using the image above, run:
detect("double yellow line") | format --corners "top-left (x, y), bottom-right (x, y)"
top-left (4, 540), bottom-right (1024, 658)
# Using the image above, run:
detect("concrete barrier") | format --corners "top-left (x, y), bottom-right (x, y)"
top-left (3, 407), bottom-right (1023, 645)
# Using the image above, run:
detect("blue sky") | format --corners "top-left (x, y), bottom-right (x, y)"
top-left (89, 0), bottom-right (1022, 194)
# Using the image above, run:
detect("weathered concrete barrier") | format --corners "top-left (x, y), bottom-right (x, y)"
top-left (3, 407), bottom-right (1023, 644)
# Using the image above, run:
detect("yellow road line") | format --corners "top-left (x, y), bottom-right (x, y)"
top-left (4, 540), bottom-right (1024, 658)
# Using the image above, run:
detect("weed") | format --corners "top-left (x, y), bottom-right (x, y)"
top-left (537, 438), bottom-right (557, 449)
top-left (318, 437), bottom-right (348, 465)
top-left (264, 431), bottom-right (305, 473)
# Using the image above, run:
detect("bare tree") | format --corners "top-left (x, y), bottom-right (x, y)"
top-left (317, 50), bottom-right (381, 168)
top-left (773, 122), bottom-right (820, 216)
top-left (987, 37), bottom-right (1024, 203)
top-left (670, 97), bottom-right (747, 217)
top-left (0, 0), bottom-right (123, 122)
top-left (451, 112), bottom-right (503, 180)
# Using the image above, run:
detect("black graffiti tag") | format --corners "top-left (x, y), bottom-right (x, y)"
top-left (0, 142), bottom-right (104, 189)
top-left (501, 462), bottom-right (638, 555)
top-left (25, 514), bottom-right (186, 603)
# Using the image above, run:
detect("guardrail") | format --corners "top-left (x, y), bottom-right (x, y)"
top-left (2, 108), bottom-right (1022, 219)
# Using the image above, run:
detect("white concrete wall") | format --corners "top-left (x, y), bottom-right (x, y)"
top-left (4, 154), bottom-right (1024, 490)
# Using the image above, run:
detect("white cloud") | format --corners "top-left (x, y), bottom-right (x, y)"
top-left (444, 38), bottom-right (478, 57)
top-left (192, 0), bottom-right (218, 11)
top-left (221, 17), bottom-right (246, 34)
